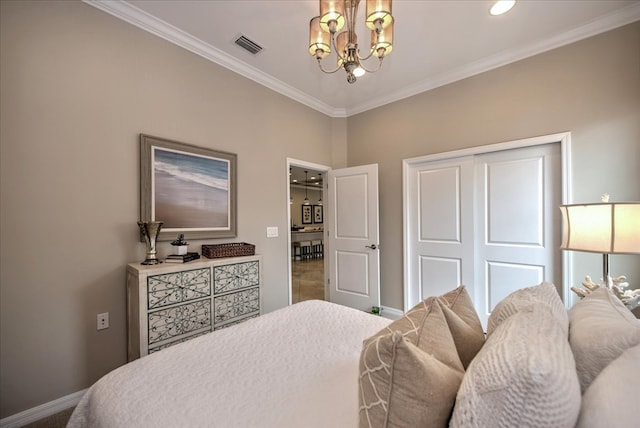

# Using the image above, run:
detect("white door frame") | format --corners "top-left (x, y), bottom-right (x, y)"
top-left (402, 132), bottom-right (573, 311)
top-left (286, 158), bottom-right (330, 305)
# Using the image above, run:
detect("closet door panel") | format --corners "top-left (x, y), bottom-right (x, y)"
top-left (405, 157), bottom-right (475, 307)
top-left (475, 143), bottom-right (561, 325)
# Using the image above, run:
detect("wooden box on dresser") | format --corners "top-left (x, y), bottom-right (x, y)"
top-left (127, 255), bottom-right (262, 361)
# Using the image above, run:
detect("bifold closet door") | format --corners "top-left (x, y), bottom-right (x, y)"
top-left (404, 156), bottom-right (475, 309)
top-left (474, 144), bottom-right (561, 325)
top-left (405, 142), bottom-right (561, 327)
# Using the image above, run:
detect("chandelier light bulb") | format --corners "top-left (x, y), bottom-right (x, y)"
top-left (490, 0), bottom-right (516, 16)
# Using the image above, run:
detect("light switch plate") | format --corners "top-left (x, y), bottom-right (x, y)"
top-left (266, 227), bottom-right (278, 238)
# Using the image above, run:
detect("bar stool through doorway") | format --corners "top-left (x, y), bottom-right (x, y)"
top-left (311, 239), bottom-right (323, 259)
top-left (299, 240), bottom-right (312, 260)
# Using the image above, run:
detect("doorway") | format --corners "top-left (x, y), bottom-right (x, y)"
top-left (287, 159), bottom-right (330, 305)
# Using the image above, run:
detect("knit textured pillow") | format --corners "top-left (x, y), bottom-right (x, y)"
top-left (437, 285), bottom-right (485, 369)
top-left (487, 281), bottom-right (567, 336)
top-left (450, 304), bottom-right (581, 428)
top-left (359, 297), bottom-right (464, 428)
top-left (568, 286), bottom-right (640, 392)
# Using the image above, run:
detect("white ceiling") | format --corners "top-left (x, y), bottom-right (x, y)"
top-left (87, 0), bottom-right (640, 117)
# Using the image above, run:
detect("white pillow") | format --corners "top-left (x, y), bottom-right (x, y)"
top-left (450, 305), bottom-right (581, 428)
top-left (576, 344), bottom-right (640, 428)
top-left (487, 281), bottom-right (567, 336)
top-left (568, 286), bottom-right (640, 392)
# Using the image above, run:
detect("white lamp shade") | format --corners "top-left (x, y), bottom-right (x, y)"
top-left (366, 0), bottom-right (393, 30)
top-left (309, 16), bottom-right (331, 58)
top-left (560, 202), bottom-right (640, 254)
top-left (320, 0), bottom-right (345, 33)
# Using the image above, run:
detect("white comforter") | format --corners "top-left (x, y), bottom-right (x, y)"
top-left (68, 300), bottom-right (391, 428)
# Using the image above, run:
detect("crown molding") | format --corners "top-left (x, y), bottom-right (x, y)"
top-left (85, 1), bottom-right (639, 118)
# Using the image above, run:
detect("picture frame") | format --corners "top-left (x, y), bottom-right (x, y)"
top-left (140, 134), bottom-right (237, 241)
top-left (301, 205), bottom-right (313, 225)
top-left (313, 205), bottom-right (323, 224)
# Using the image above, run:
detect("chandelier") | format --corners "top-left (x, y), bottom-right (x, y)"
top-left (308, 0), bottom-right (394, 84)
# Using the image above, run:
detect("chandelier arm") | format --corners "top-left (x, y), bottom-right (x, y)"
top-left (356, 21), bottom-right (385, 62)
top-left (316, 59), bottom-right (342, 74)
top-left (356, 57), bottom-right (384, 73)
top-left (356, 49), bottom-right (376, 62)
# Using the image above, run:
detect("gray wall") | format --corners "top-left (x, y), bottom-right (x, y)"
top-left (348, 22), bottom-right (640, 310)
top-left (0, 1), bottom-right (338, 417)
top-left (1, 0), bottom-right (639, 419)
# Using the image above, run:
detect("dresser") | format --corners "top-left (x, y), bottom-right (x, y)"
top-left (127, 255), bottom-right (262, 360)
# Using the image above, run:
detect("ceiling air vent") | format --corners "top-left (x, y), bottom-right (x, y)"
top-left (234, 34), bottom-right (263, 55)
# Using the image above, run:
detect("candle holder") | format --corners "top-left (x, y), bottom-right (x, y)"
top-left (138, 221), bottom-right (164, 265)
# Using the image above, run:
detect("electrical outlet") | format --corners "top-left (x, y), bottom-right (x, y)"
top-left (266, 226), bottom-right (278, 237)
top-left (97, 312), bottom-right (109, 330)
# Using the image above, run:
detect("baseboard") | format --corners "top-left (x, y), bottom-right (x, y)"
top-left (0, 389), bottom-right (86, 428)
top-left (380, 306), bottom-right (404, 320)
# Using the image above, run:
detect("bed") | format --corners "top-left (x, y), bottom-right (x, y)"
top-left (68, 283), bottom-right (639, 428)
top-left (67, 300), bottom-right (391, 427)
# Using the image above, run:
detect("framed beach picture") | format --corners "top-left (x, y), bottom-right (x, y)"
top-left (140, 134), bottom-right (237, 241)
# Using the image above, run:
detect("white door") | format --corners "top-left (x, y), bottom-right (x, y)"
top-left (327, 164), bottom-right (380, 311)
top-left (405, 137), bottom-right (564, 327)
top-left (404, 156), bottom-right (476, 308)
top-left (474, 144), bottom-right (561, 324)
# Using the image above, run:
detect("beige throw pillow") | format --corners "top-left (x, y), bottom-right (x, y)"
top-left (438, 285), bottom-right (485, 369)
top-left (487, 281), bottom-right (567, 336)
top-left (450, 305), bottom-right (581, 428)
top-left (359, 331), bottom-right (464, 428)
top-left (568, 286), bottom-right (640, 392)
top-left (359, 297), bottom-right (465, 428)
top-left (364, 296), bottom-right (464, 370)
top-left (575, 344), bottom-right (640, 428)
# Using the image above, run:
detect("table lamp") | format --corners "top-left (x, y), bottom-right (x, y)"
top-left (560, 200), bottom-right (640, 285)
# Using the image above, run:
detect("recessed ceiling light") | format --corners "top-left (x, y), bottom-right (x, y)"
top-left (490, 0), bottom-right (516, 16)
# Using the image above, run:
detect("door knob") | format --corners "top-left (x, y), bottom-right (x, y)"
top-left (365, 244), bottom-right (378, 250)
